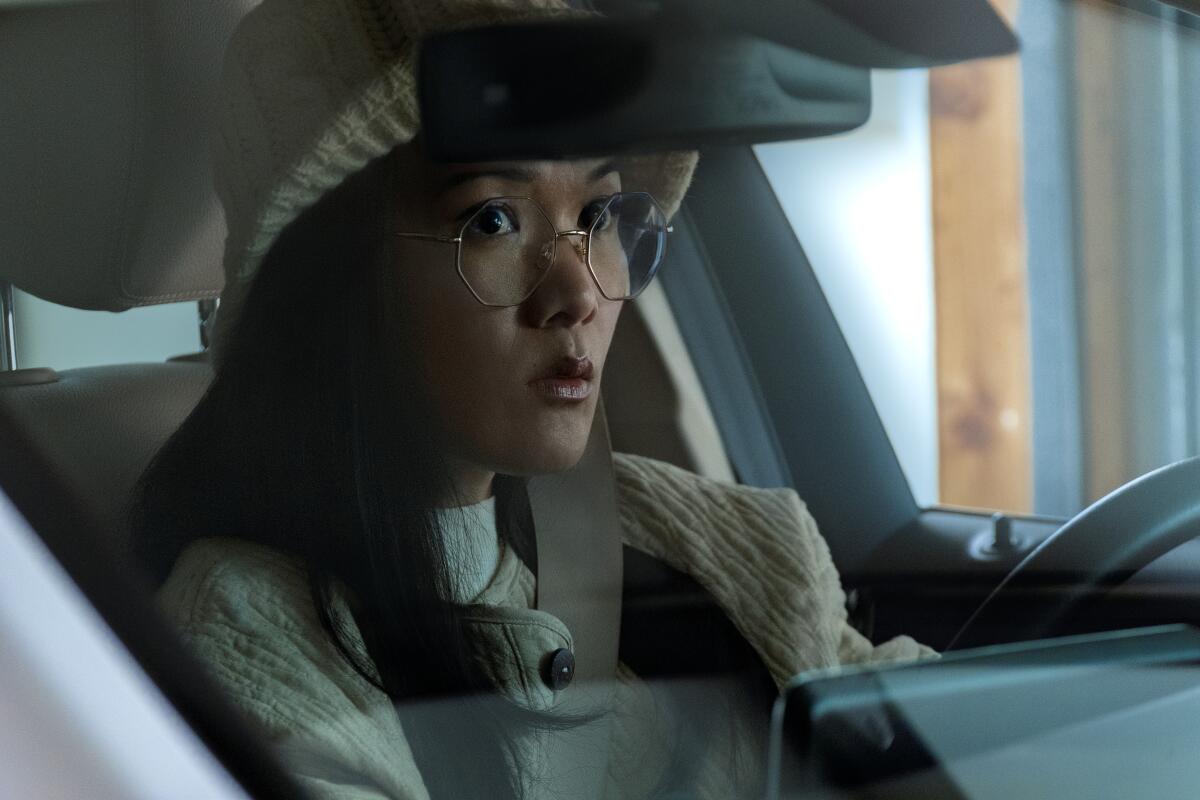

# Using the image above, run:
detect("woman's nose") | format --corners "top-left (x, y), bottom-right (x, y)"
top-left (523, 232), bottom-right (599, 328)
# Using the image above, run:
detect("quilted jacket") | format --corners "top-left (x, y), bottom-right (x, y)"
top-left (158, 452), bottom-right (933, 799)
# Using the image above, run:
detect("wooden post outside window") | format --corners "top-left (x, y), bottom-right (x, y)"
top-left (929, 0), bottom-right (1033, 513)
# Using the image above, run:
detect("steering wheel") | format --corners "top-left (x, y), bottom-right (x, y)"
top-left (949, 457), bottom-right (1200, 650)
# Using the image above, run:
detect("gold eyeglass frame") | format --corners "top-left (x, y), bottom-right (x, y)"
top-left (394, 191), bottom-right (673, 307)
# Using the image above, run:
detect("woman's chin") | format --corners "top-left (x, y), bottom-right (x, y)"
top-left (499, 439), bottom-right (591, 477)
top-left (489, 415), bottom-right (596, 476)
top-left (452, 398), bottom-right (601, 478)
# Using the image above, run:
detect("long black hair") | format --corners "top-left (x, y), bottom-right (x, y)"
top-left (132, 148), bottom-right (549, 799)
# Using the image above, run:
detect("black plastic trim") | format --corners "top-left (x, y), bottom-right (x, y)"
top-left (659, 206), bottom-right (795, 490)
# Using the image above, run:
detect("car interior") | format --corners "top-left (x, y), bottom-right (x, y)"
top-left (5, 0), bottom-right (1200, 797)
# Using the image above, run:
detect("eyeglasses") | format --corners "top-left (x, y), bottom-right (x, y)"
top-left (394, 192), bottom-right (672, 307)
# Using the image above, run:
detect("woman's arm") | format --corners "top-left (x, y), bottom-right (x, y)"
top-left (612, 452), bottom-right (935, 684)
top-left (157, 537), bottom-right (430, 800)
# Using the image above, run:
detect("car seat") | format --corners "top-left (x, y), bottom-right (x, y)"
top-left (0, 0), bottom-right (241, 564)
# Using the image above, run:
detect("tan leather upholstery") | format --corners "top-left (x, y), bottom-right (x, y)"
top-left (605, 283), bottom-right (734, 483)
top-left (0, 0), bottom-right (252, 310)
top-left (0, 362), bottom-right (213, 549)
top-left (0, 0), bottom-right (242, 559)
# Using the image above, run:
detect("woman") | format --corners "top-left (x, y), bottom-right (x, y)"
top-left (133, 0), bottom-right (932, 798)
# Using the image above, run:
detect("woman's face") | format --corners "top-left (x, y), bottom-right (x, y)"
top-left (392, 148), bottom-right (626, 496)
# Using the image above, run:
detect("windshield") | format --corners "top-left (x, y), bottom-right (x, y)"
top-left (759, 0), bottom-right (1200, 519)
top-left (4, 1), bottom-right (1200, 799)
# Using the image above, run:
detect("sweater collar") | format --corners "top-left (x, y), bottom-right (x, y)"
top-left (434, 496), bottom-right (501, 604)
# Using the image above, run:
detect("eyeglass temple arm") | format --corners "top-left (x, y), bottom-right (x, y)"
top-left (394, 223), bottom-right (672, 246)
top-left (394, 233), bottom-right (461, 244)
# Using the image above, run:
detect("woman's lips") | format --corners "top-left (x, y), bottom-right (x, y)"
top-left (528, 357), bottom-right (594, 403)
top-left (528, 377), bottom-right (592, 402)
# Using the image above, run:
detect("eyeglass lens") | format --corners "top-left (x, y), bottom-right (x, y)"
top-left (458, 193), bottom-right (667, 305)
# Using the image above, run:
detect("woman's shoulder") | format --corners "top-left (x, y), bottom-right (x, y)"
top-left (157, 538), bottom-right (424, 797)
top-left (611, 451), bottom-right (825, 563)
top-left (157, 537), bottom-right (312, 633)
top-left (612, 452), bottom-right (935, 676)
top-left (154, 536), bottom-right (368, 693)
top-left (612, 452), bottom-right (855, 678)
top-left (613, 449), bottom-right (813, 505)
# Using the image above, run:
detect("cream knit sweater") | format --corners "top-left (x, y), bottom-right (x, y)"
top-left (158, 452), bottom-right (932, 798)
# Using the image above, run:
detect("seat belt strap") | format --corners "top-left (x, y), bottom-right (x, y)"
top-left (527, 401), bottom-right (623, 799)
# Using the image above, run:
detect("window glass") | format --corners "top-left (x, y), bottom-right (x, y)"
top-left (755, 70), bottom-right (938, 509)
top-left (758, 0), bottom-right (1200, 519)
top-left (13, 290), bottom-right (201, 371)
top-left (10, 3), bottom-right (1200, 797)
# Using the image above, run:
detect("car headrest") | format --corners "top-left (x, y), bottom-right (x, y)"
top-left (0, 0), bottom-right (254, 311)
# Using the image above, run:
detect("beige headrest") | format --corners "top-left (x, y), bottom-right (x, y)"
top-left (0, 0), bottom-right (253, 311)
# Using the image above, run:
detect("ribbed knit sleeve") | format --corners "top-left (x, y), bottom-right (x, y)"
top-left (612, 452), bottom-right (934, 686)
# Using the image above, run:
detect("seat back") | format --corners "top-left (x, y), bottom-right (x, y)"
top-left (0, 0), bottom-right (245, 555)
top-left (0, 362), bottom-right (213, 555)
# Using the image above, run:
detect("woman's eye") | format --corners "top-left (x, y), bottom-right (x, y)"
top-left (580, 199), bottom-right (613, 232)
top-left (469, 204), bottom-right (519, 236)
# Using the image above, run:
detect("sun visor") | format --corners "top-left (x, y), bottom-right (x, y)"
top-left (418, 0), bottom-right (1017, 162)
top-left (705, 0), bottom-right (1019, 69)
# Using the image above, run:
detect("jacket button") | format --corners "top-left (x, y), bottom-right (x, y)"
top-left (545, 648), bottom-right (575, 691)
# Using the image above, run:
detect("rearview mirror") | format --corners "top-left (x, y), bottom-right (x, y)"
top-left (416, 0), bottom-right (1018, 161)
top-left (418, 20), bottom-right (872, 162)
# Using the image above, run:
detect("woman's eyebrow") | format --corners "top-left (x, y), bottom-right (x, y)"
top-left (439, 161), bottom-right (619, 193)
top-left (439, 167), bottom-right (536, 192)
top-left (589, 160), bottom-right (619, 182)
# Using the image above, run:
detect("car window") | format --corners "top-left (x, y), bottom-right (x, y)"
top-left (9, 1), bottom-right (1200, 798)
top-left (756, 69), bottom-right (939, 509)
top-left (758, 0), bottom-right (1200, 520)
top-left (12, 291), bottom-right (200, 371)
